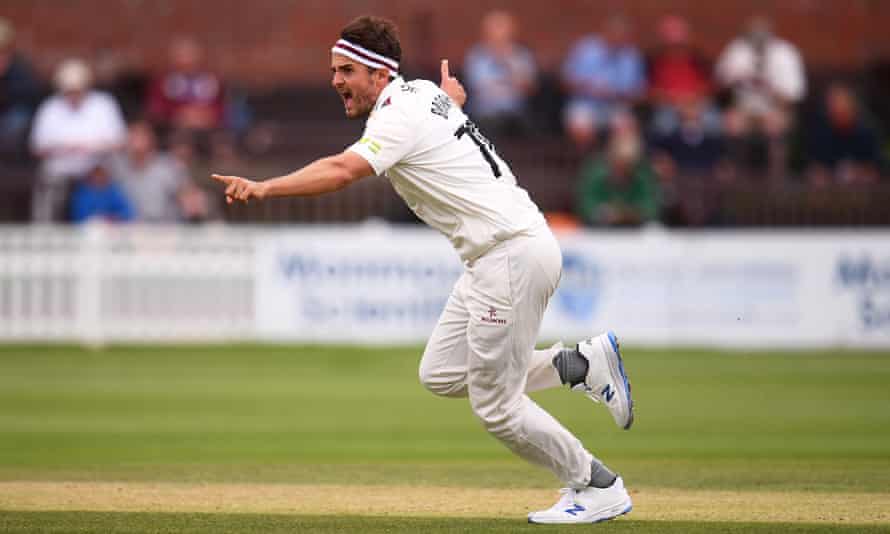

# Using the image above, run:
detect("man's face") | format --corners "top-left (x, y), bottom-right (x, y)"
top-left (827, 86), bottom-right (857, 127)
top-left (331, 54), bottom-right (382, 119)
top-left (127, 124), bottom-right (155, 157)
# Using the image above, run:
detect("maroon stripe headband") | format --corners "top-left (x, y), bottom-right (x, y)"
top-left (332, 38), bottom-right (399, 72)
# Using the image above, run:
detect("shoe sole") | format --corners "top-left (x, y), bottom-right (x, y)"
top-left (602, 331), bottom-right (634, 430)
top-left (527, 502), bottom-right (633, 524)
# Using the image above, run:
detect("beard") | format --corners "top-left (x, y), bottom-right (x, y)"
top-left (345, 90), bottom-right (375, 119)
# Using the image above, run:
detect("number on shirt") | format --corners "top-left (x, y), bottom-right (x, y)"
top-left (454, 120), bottom-right (502, 178)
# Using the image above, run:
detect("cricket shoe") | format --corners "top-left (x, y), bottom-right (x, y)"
top-left (527, 477), bottom-right (632, 524)
top-left (575, 331), bottom-right (634, 429)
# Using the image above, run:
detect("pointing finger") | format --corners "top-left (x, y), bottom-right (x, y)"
top-left (212, 174), bottom-right (235, 184)
top-left (441, 59), bottom-right (450, 81)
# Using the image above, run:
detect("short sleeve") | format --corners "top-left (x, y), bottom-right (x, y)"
top-left (106, 96), bottom-right (127, 144)
top-left (29, 100), bottom-right (53, 152)
top-left (771, 43), bottom-right (806, 102)
top-left (347, 105), bottom-right (417, 175)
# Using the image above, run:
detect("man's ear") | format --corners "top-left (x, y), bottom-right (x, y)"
top-left (375, 67), bottom-right (392, 85)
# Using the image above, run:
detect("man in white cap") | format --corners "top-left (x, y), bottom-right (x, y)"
top-left (29, 58), bottom-right (126, 222)
top-left (212, 15), bottom-right (635, 525)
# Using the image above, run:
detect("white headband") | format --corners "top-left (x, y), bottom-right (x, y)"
top-left (331, 38), bottom-right (399, 72)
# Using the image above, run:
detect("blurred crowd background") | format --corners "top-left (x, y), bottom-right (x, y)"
top-left (2, 0), bottom-right (890, 228)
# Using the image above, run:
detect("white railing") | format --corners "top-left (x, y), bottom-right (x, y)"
top-left (0, 224), bottom-right (254, 343)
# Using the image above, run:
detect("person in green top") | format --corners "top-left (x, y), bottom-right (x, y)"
top-left (576, 128), bottom-right (660, 226)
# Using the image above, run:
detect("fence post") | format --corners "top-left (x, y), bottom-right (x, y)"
top-left (75, 222), bottom-right (105, 348)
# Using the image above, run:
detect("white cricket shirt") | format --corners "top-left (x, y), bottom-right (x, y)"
top-left (30, 91), bottom-right (126, 180)
top-left (348, 76), bottom-right (546, 262)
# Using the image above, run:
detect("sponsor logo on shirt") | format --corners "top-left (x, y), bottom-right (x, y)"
top-left (431, 94), bottom-right (451, 119)
top-left (480, 306), bottom-right (507, 325)
top-left (358, 137), bottom-right (382, 154)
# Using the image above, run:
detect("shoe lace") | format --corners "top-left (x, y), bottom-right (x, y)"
top-left (571, 383), bottom-right (601, 403)
top-left (549, 488), bottom-right (577, 511)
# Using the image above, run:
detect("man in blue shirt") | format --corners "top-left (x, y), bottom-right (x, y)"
top-left (562, 15), bottom-right (646, 152)
top-left (463, 10), bottom-right (538, 138)
top-left (70, 160), bottom-right (134, 223)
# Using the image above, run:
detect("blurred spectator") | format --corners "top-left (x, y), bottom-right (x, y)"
top-left (647, 15), bottom-right (720, 136)
top-left (69, 159), bottom-right (134, 223)
top-left (805, 83), bottom-right (885, 187)
top-left (561, 15), bottom-right (646, 152)
top-left (30, 59), bottom-right (126, 222)
top-left (0, 18), bottom-right (40, 158)
top-left (651, 98), bottom-right (726, 179)
top-left (715, 16), bottom-right (805, 179)
top-left (650, 98), bottom-right (730, 227)
top-left (576, 114), bottom-right (659, 226)
top-left (463, 10), bottom-right (537, 138)
top-left (110, 121), bottom-right (209, 222)
top-left (147, 36), bottom-right (224, 149)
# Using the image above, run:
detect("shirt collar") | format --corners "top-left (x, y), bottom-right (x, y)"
top-left (372, 76), bottom-right (403, 114)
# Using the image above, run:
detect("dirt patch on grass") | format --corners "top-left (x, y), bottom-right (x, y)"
top-left (0, 482), bottom-right (887, 525)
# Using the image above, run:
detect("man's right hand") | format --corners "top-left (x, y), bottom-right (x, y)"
top-left (212, 174), bottom-right (267, 204)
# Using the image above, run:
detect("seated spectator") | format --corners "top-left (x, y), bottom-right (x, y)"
top-left (561, 15), bottom-right (646, 152)
top-left (576, 115), bottom-right (659, 226)
top-left (147, 36), bottom-right (224, 151)
top-left (69, 160), bottom-right (134, 223)
top-left (110, 121), bottom-right (209, 222)
top-left (647, 15), bottom-right (720, 136)
top-left (29, 59), bottom-right (126, 222)
top-left (650, 97), bottom-right (725, 179)
top-left (0, 18), bottom-right (40, 158)
top-left (805, 82), bottom-right (885, 186)
top-left (715, 16), bottom-right (805, 179)
top-left (463, 10), bottom-right (538, 138)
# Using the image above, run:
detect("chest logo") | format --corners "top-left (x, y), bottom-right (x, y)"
top-left (431, 94), bottom-right (451, 119)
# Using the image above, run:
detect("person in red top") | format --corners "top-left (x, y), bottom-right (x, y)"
top-left (647, 16), bottom-right (722, 148)
top-left (147, 36), bottom-right (224, 140)
top-left (648, 16), bottom-right (710, 106)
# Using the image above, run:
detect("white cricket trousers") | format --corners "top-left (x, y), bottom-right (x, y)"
top-left (418, 225), bottom-right (595, 488)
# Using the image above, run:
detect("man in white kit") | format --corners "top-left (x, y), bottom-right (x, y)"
top-left (213, 16), bottom-right (635, 524)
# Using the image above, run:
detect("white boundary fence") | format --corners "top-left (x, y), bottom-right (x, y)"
top-left (1, 223), bottom-right (889, 348)
top-left (0, 224), bottom-right (253, 343)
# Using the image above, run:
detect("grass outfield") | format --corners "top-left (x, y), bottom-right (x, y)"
top-left (0, 344), bottom-right (888, 532)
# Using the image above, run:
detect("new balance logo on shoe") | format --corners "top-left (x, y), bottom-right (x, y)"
top-left (601, 384), bottom-right (615, 402)
top-left (564, 503), bottom-right (586, 516)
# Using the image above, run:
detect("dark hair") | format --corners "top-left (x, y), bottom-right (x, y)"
top-left (340, 16), bottom-right (402, 65)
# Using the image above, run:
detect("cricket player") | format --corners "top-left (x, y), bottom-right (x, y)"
top-left (213, 15), bottom-right (634, 524)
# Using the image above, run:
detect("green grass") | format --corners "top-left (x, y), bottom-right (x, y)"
top-left (1, 344), bottom-right (888, 491)
top-left (1, 344), bottom-right (889, 532)
top-left (2, 512), bottom-right (888, 534)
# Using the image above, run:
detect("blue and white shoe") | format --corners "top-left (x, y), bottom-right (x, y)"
top-left (575, 331), bottom-right (634, 430)
top-left (527, 477), bottom-right (632, 524)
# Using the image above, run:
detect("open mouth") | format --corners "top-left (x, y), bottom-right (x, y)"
top-left (340, 90), bottom-right (353, 111)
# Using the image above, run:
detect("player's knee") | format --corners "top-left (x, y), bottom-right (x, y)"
top-left (418, 361), bottom-right (466, 397)
top-left (470, 399), bottom-right (520, 443)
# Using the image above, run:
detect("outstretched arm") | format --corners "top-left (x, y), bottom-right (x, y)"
top-left (212, 150), bottom-right (374, 204)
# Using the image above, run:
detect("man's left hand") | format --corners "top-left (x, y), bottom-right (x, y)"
top-left (440, 59), bottom-right (467, 108)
